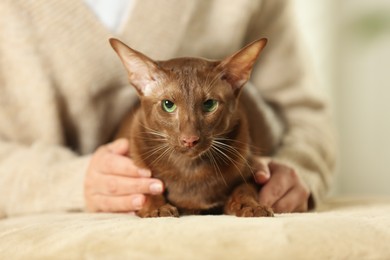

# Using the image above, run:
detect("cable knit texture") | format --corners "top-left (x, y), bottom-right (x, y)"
top-left (0, 0), bottom-right (335, 218)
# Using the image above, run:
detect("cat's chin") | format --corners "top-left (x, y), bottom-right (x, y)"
top-left (179, 149), bottom-right (204, 159)
top-left (177, 146), bottom-right (210, 159)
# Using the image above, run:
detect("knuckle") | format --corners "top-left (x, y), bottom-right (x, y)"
top-left (274, 200), bottom-right (293, 213)
top-left (127, 178), bottom-right (150, 194)
top-left (287, 168), bottom-right (298, 182)
top-left (87, 195), bottom-right (103, 212)
top-left (100, 196), bottom-right (111, 212)
top-left (101, 151), bottom-right (110, 163)
top-left (101, 153), bottom-right (115, 170)
top-left (274, 203), bottom-right (287, 213)
top-left (107, 178), bottom-right (118, 194)
top-left (123, 196), bottom-right (136, 211)
top-left (129, 180), bottom-right (145, 194)
top-left (300, 186), bottom-right (311, 199)
top-left (91, 150), bottom-right (109, 169)
top-left (84, 171), bottom-right (99, 192)
top-left (120, 160), bottom-right (133, 175)
top-left (273, 204), bottom-right (283, 213)
top-left (114, 197), bottom-right (133, 212)
top-left (271, 187), bottom-right (283, 198)
top-left (96, 146), bottom-right (107, 157)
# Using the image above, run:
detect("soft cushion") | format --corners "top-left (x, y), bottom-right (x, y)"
top-left (1, 198), bottom-right (389, 259)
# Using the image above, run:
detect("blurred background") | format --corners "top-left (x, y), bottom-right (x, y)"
top-left (293, 0), bottom-right (390, 197)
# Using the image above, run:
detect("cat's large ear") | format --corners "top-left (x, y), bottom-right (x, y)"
top-left (219, 38), bottom-right (267, 93)
top-left (109, 38), bottom-right (164, 96)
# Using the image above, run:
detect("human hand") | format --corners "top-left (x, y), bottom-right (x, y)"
top-left (84, 138), bottom-right (164, 213)
top-left (254, 158), bottom-right (310, 213)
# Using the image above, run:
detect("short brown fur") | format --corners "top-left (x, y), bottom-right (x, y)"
top-left (110, 38), bottom-right (273, 217)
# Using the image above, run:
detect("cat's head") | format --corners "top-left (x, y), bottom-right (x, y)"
top-left (110, 38), bottom-right (266, 158)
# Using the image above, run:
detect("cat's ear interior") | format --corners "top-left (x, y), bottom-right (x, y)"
top-left (219, 38), bottom-right (267, 93)
top-left (109, 38), bottom-right (164, 96)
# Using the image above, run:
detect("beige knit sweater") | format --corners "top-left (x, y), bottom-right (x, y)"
top-left (0, 0), bottom-right (336, 218)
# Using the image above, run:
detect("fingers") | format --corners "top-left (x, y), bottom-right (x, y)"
top-left (258, 162), bottom-right (295, 207)
top-left (258, 161), bottom-right (310, 213)
top-left (93, 139), bottom-right (151, 178)
top-left (85, 139), bottom-right (160, 213)
top-left (88, 194), bottom-right (146, 213)
top-left (94, 175), bottom-right (164, 196)
top-left (272, 186), bottom-right (310, 213)
top-left (107, 138), bottom-right (129, 155)
top-left (97, 150), bottom-right (151, 178)
top-left (253, 157), bottom-right (271, 184)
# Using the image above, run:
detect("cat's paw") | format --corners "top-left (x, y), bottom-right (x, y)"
top-left (138, 203), bottom-right (179, 218)
top-left (229, 201), bottom-right (274, 217)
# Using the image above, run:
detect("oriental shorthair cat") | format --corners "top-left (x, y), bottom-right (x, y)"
top-left (110, 38), bottom-right (274, 218)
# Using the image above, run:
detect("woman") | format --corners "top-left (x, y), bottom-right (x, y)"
top-left (0, 0), bottom-right (335, 218)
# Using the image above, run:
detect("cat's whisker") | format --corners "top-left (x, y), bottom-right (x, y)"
top-left (216, 141), bottom-right (254, 168)
top-left (214, 140), bottom-right (255, 174)
top-left (140, 143), bottom-right (170, 162)
top-left (214, 136), bottom-right (248, 146)
top-left (149, 145), bottom-right (173, 167)
top-left (211, 142), bottom-right (248, 184)
top-left (136, 132), bottom-right (167, 139)
top-left (206, 149), bottom-right (227, 187)
top-left (141, 147), bottom-right (165, 160)
top-left (166, 146), bottom-right (178, 165)
top-left (212, 140), bottom-right (255, 183)
top-left (139, 131), bottom-right (167, 137)
top-left (135, 135), bottom-right (168, 143)
top-left (136, 124), bottom-right (170, 144)
top-left (216, 136), bottom-right (265, 155)
top-left (139, 124), bottom-right (168, 138)
top-left (137, 135), bottom-right (168, 145)
top-left (209, 144), bottom-right (230, 166)
top-left (215, 136), bottom-right (258, 156)
top-left (214, 139), bottom-right (249, 158)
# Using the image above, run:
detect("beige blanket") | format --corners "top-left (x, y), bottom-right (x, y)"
top-left (1, 198), bottom-right (389, 260)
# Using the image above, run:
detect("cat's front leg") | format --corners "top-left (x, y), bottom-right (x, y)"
top-left (224, 183), bottom-right (274, 217)
top-left (136, 195), bottom-right (179, 218)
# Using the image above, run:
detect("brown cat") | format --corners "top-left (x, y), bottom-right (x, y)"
top-left (110, 38), bottom-right (274, 218)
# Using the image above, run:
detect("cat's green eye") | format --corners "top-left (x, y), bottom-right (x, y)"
top-left (162, 100), bottom-right (177, 113)
top-left (203, 99), bottom-right (218, 112)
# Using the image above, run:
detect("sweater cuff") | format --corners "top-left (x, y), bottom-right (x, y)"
top-left (1, 141), bottom-right (92, 217)
top-left (48, 155), bottom-right (91, 213)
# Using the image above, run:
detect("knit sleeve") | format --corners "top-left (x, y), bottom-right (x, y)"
top-left (0, 141), bottom-right (90, 218)
top-left (0, 2), bottom-right (86, 218)
top-left (244, 0), bottom-right (337, 206)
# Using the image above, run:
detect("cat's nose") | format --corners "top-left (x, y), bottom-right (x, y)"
top-left (181, 136), bottom-right (200, 148)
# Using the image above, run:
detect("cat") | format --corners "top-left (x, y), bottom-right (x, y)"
top-left (110, 38), bottom-right (274, 218)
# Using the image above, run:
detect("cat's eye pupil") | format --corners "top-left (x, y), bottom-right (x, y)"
top-left (164, 100), bottom-right (174, 108)
top-left (203, 99), bottom-right (218, 112)
top-left (162, 100), bottom-right (177, 113)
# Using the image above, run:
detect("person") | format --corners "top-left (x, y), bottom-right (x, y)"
top-left (0, 0), bottom-right (335, 218)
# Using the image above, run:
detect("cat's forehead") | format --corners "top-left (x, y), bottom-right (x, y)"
top-left (151, 57), bottom-right (229, 99)
top-left (158, 58), bottom-right (219, 78)
top-left (157, 58), bottom-right (222, 94)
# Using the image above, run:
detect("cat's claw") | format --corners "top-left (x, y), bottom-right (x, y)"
top-left (229, 201), bottom-right (274, 217)
top-left (139, 204), bottom-right (179, 218)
